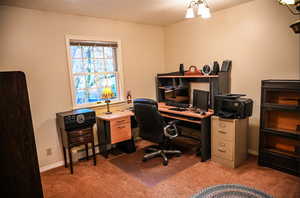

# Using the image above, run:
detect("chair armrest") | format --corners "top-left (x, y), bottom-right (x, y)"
top-left (168, 120), bottom-right (179, 126)
top-left (163, 122), bottom-right (179, 139)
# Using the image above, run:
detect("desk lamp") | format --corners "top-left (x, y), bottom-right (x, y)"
top-left (102, 86), bottom-right (114, 114)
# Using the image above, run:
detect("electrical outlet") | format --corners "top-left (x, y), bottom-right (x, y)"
top-left (46, 148), bottom-right (52, 156)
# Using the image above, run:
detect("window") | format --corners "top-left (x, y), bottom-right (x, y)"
top-left (66, 36), bottom-right (124, 108)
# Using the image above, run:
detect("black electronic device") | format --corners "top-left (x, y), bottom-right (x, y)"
top-left (165, 101), bottom-right (190, 108)
top-left (193, 89), bottom-right (209, 112)
top-left (56, 109), bottom-right (96, 131)
top-left (179, 64), bottom-right (185, 75)
top-left (214, 94), bottom-right (253, 119)
top-left (202, 65), bottom-right (211, 75)
top-left (211, 61), bottom-right (220, 75)
top-left (221, 60), bottom-right (232, 72)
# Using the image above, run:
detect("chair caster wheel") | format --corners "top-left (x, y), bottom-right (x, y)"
top-left (163, 161), bottom-right (168, 166)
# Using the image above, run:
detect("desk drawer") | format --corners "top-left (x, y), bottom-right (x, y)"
top-left (218, 119), bottom-right (235, 133)
top-left (212, 139), bottom-right (233, 160)
top-left (111, 123), bottom-right (131, 144)
top-left (214, 129), bottom-right (234, 141)
top-left (212, 118), bottom-right (234, 141)
top-left (111, 117), bottom-right (130, 128)
top-left (69, 134), bottom-right (92, 146)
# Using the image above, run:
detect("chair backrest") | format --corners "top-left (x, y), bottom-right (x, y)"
top-left (133, 98), bottom-right (165, 143)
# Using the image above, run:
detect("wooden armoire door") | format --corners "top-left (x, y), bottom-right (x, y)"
top-left (0, 71), bottom-right (44, 197)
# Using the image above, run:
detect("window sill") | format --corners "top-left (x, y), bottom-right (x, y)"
top-left (73, 100), bottom-right (127, 111)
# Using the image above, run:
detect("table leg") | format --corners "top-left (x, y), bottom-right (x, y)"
top-left (63, 146), bottom-right (67, 168)
top-left (85, 144), bottom-right (89, 160)
top-left (91, 141), bottom-right (96, 166)
top-left (200, 117), bottom-right (211, 162)
top-left (68, 148), bottom-right (73, 174)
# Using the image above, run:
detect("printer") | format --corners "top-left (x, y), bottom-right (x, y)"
top-left (214, 94), bottom-right (253, 119)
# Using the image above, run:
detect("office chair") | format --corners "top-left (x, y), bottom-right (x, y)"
top-left (133, 98), bottom-right (181, 166)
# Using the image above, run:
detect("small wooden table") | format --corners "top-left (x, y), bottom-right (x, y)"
top-left (60, 127), bottom-right (96, 174)
top-left (97, 111), bottom-right (134, 158)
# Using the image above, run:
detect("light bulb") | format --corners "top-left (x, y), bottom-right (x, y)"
top-left (185, 7), bottom-right (195, 18)
top-left (279, 0), bottom-right (295, 5)
top-left (201, 6), bottom-right (211, 19)
top-left (197, 3), bottom-right (206, 16)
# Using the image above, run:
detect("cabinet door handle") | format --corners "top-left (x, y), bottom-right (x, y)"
top-left (218, 148), bottom-right (226, 152)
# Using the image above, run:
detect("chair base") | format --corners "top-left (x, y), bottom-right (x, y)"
top-left (142, 146), bottom-right (181, 166)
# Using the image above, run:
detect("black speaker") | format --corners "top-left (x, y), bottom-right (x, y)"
top-left (211, 61), bottom-right (220, 75)
top-left (179, 63), bottom-right (185, 75)
top-left (221, 60), bottom-right (232, 72)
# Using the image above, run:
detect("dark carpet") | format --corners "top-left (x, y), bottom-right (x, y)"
top-left (109, 137), bottom-right (201, 186)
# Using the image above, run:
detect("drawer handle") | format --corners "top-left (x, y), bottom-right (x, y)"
top-left (218, 130), bottom-right (227, 134)
top-left (219, 123), bottom-right (227, 128)
top-left (218, 148), bottom-right (226, 152)
top-left (220, 143), bottom-right (225, 147)
top-left (117, 120), bottom-right (126, 123)
top-left (118, 126), bottom-right (126, 129)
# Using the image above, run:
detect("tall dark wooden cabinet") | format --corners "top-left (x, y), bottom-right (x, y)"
top-left (0, 72), bottom-right (44, 197)
top-left (259, 80), bottom-right (300, 176)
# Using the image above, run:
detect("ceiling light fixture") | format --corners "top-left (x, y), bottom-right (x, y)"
top-left (278, 0), bottom-right (300, 34)
top-left (185, 0), bottom-right (211, 19)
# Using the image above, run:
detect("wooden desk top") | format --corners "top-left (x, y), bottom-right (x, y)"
top-left (97, 110), bottom-right (134, 121)
top-left (158, 102), bottom-right (214, 119)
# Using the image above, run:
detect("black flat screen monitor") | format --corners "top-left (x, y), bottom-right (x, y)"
top-left (193, 89), bottom-right (209, 111)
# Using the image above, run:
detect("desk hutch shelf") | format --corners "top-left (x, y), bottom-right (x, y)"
top-left (155, 72), bottom-right (231, 109)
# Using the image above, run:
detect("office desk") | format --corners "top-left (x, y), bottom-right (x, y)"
top-left (158, 102), bottom-right (213, 162)
top-left (97, 111), bottom-right (135, 158)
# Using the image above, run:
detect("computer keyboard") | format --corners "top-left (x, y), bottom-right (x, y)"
top-left (168, 107), bottom-right (187, 112)
top-left (165, 101), bottom-right (190, 108)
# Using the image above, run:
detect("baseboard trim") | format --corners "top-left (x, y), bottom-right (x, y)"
top-left (39, 148), bottom-right (259, 172)
top-left (248, 149), bottom-right (258, 156)
top-left (40, 161), bottom-right (64, 173)
top-left (39, 147), bottom-right (101, 173)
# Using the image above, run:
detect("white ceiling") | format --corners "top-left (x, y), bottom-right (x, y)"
top-left (0, 0), bottom-right (253, 26)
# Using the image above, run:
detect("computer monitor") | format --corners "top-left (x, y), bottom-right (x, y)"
top-left (193, 89), bottom-right (209, 112)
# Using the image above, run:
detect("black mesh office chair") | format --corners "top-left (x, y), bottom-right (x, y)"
top-left (133, 98), bottom-right (181, 166)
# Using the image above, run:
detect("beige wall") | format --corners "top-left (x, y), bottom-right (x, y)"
top-left (1, 0), bottom-right (299, 168)
top-left (165, 0), bottom-right (300, 153)
top-left (0, 6), bottom-right (165, 167)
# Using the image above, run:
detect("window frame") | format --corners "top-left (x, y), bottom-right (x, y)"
top-left (65, 35), bottom-right (125, 109)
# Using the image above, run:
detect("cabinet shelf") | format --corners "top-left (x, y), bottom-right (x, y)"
top-left (262, 128), bottom-right (300, 138)
top-left (159, 86), bottom-right (188, 91)
top-left (264, 148), bottom-right (300, 159)
top-left (262, 103), bottom-right (300, 111)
